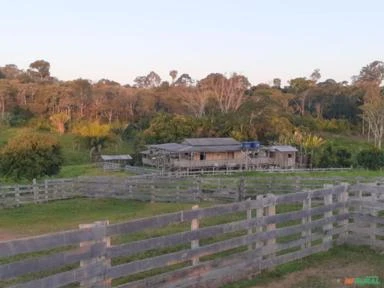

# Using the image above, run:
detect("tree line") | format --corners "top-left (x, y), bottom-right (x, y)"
top-left (0, 59), bottom-right (384, 172)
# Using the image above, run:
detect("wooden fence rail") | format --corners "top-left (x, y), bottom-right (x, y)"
top-left (3, 183), bottom-right (382, 288)
top-left (2, 175), bottom-right (384, 208)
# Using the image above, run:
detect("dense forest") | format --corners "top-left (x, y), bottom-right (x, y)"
top-left (1, 59), bottom-right (384, 176)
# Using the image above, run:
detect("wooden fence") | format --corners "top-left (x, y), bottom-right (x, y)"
top-left (2, 175), bottom-right (384, 207)
top-left (1, 183), bottom-right (383, 288)
top-left (0, 179), bottom-right (78, 208)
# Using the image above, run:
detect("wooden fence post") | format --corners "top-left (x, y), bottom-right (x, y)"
top-left (196, 177), bottom-right (202, 202)
top-left (32, 178), bottom-right (38, 204)
top-left (191, 205), bottom-right (200, 265)
top-left (370, 192), bottom-right (378, 247)
top-left (301, 191), bottom-right (312, 249)
top-left (247, 198), bottom-right (253, 251)
top-left (44, 179), bottom-right (49, 201)
top-left (337, 183), bottom-right (349, 244)
top-left (238, 177), bottom-right (245, 202)
top-left (128, 184), bottom-right (133, 200)
top-left (79, 221), bottom-right (111, 287)
top-left (264, 194), bottom-right (276, 258)
top-left (15, 185), bottom-right (20, 207)
top-left (150, 185), bottom-right (155, 203)
top-left (255, 195), bottom-right (264, 253)
top-left (323, 184), bottom-right (333, 248)
top-left (295, 176), bottom-right (301, 192)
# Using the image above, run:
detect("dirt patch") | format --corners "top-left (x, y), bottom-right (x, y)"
top-left (252, 261), bottom-right (383, 288)
top-left (0, 229), bottom-right (23, 241)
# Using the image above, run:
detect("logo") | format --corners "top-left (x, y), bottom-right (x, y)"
top-left (337, 276), bottom-right (381, 286)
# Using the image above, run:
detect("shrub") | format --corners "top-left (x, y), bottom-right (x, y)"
top-left (0, 132), bottom-right (63, 179)
top-left (8, 106), bottom-right (34, 127)
top-left (318, 144), bottom-right (352, 168)
top-left (356, 148), bottom-right (384, 170)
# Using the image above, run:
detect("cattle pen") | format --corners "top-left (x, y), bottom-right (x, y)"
top-left (0, 180), bottom-right (383, 288)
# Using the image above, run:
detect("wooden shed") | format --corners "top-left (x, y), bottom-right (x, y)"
top-left (265, 145), bottom-right (297, 168)
top-left (100, 154), bottom-right (133, 171)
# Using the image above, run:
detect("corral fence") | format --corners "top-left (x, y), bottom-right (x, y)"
top-left (1, 175), bottom-right (384, 207)
top-left (0, 183), bottom-right (383, 287)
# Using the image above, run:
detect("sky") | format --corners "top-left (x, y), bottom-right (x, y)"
top-left (1, 0), bottom-right (383, 86)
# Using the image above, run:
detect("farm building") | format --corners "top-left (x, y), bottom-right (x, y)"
top-left (100, 154), bottom-right (132, 170)
top-left (263, 145), bottom-right (298, 168)
top-left (141, 138), bottom-right (244, 170)
top-left (141, 138), bottom-right (298, 170)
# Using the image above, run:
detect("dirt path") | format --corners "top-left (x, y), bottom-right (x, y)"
top-left (252, 261), bottom-right (383, 288)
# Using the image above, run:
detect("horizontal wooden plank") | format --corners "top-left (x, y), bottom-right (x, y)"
top-left (127, 242), bottom-right (332, 288)
top-left (260, 242), bottom-right (331, 270)
top-left (349, 183), bottom-right (384, 194)
top-left (117, 226), bottom-right (344, 288)
top-left (107, 198), bottom-right (277, 236)
top-left (9, 262), bottom-right (103, 288)
top-left (345, 237), bottom-right (384, 249)
top-left (0, 226), bottom-right (106, 258)
top-left (107, 202), bottom-right (345, 258)
top-left (0, 242), bottom-right (104, 280)
top-left (348, 225), bottom-right (384, 237)
top-left (108, 214), bottom-right (346, 279)
top-left (352, 213), bottom-right (384, 225)
top-left (349, 200), bottom-right (384, 210)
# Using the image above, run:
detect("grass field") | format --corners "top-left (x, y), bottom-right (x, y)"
top-left (0, 198), bottom-right (198, 237)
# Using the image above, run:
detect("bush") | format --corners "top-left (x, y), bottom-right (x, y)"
top-left (318, 144), bottom-right (352, 168)
top-left (356, 148), bottom-right (384, 170)
top-left (0, 132), bottom-right (63, 179)
top-left (8, 107), bottom-right (34, 127)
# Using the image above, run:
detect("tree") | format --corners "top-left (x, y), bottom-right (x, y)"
top-left (133, 76), bottom-right (147, 88)
top-left (310, 69), bottom-right (321, 83)
top-left (174, 73), bottom-right (193, 87)
top-left (199, 73), bottom-right (250, 113)
top-left (301, 133), bottom-right (325, 168)
top-left (288, 77), bottom-right (314, 116)
top-left (179, 87), bottom-right (209, 117)
top-left (0, 64), bottom-right (22, 79)
top-left (272, 78), bottom-right (281, 89)
top-left (142, 113), bottom-right (198, 144)
top-left (29, 60), bottom-right (51, 80)
top-left (0, 132), bottom-right (63, 179)
top-left (0, 80), bottom-right (12, 120)
top-left (134, 71), bottom-right (161, 88)
top-left (146, 71), bottom-right (161, 88)
top-left (71, 79), bottom-right (92, 118)
top-left (169, 70), bottom-right (178, 84)
top-left (50, 112), bottom-right (70, 134)
top-left (357, 61), bottom-right (384, 148)
top-left (73, 121), bottom-right (111, 160)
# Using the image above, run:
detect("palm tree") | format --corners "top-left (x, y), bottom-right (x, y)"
top-left (301, 134), bottom-right (326, 168)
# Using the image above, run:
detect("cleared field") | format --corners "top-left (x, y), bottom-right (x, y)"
top-left (0, 198), bottom-right (199, 238)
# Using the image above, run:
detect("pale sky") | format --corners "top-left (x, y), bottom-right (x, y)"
top-left (1, 0), bottom-right (383, 86)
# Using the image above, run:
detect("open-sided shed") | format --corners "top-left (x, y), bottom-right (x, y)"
top-left (100, 154), bottom-right (133, 170)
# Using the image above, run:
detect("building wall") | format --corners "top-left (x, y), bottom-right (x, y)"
top-left (192, 151), bottom-right (242, 161)
top-left (272, 152), bottom-right (296, 168)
